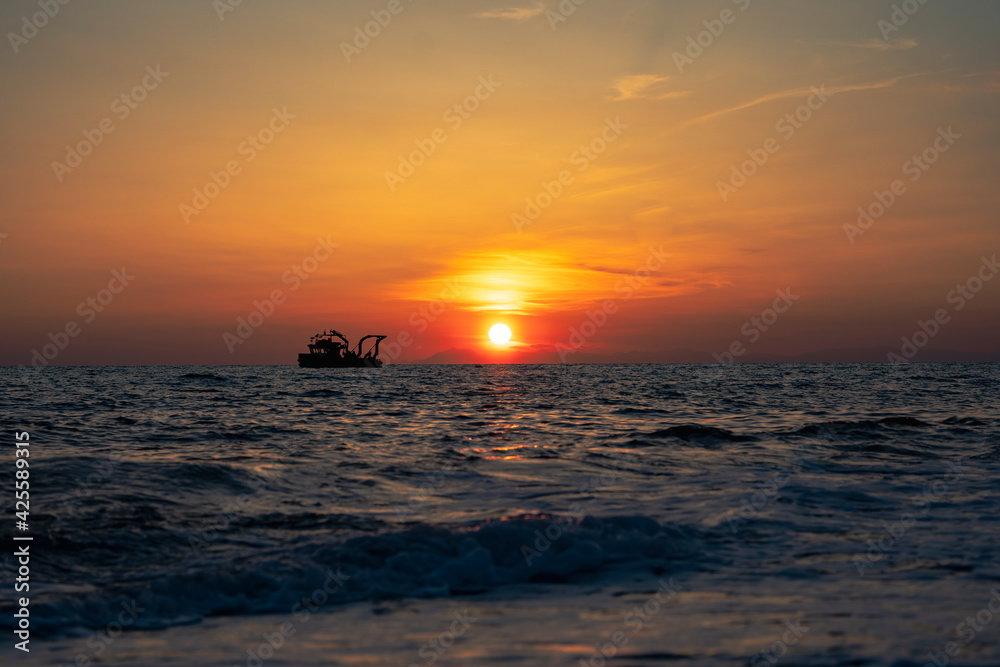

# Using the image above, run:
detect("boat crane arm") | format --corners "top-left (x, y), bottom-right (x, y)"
top-left (326, 329), bottom-right (350, 345)
top-left (354, 335), bottom-right (388, 358)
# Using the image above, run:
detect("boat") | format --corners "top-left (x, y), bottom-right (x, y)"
top-left (297, 330), bottom-right (388, 368)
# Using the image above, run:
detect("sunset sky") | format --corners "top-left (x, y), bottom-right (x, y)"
top-left (2, 0), bottom-right (998, 365)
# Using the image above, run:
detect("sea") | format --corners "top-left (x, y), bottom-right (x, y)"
top-left (1, 363), bottom-right (998, 667)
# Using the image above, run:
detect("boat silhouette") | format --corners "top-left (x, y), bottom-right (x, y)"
top-left (298, 329), bottom-right (387, 368)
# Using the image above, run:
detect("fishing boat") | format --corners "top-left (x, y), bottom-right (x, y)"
top-left (297, 330), bottom-right (387, 368)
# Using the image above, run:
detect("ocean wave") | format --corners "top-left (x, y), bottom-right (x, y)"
top-left (9, 515), bottom-right (697, 637)
top-left (611, 407), bottom-right (673, 415)
top-left (791, 417), bottom-right (933, 439)
top-left (38, 457), bottom-right (269, 497)
top-left (648, 424), bottom-right (756, 444)
top-left (300, 388), bottom-right (345, 398)
top-left (178, 372), bottom-right (229, 381)
top-left (941, 416), bottom-right (986, 426)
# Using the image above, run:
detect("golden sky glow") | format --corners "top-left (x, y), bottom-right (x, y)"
top-left (1, 0), bottom-right (998, 364)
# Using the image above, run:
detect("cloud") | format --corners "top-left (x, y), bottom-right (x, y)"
top-left (677, 71), bottom-right (936, 128)
top-left (610, 74), bottom-right (691, 101)
top-left (580, 262), bottom-right (669, 277)
top-left (958, 70), bottom-right (1000, 91)
top-left (474, 3), bottom-right (545, 22)
top-left (829, 38), bottom-right (919, 52)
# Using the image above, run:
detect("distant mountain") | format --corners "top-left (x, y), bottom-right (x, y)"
top-left (414, 349), bottom-right (488, 365)
top-left (737, 347), bottom-right (1000, 363)
top-left (406, 347), bottom-right (1000, 364)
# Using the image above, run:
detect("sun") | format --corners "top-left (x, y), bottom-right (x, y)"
top-left (488, 323), bottom-right (512, 345)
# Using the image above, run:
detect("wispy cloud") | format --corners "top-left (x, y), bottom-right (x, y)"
top-left (474, 3), bottom-right (545, 22)
top-left (954, 70), bottom-right (1000, 92)
top-left (677, 71), bottom-right (935, 128)
top-left (828, 38), bottom-right (919, 51)
top-left (611, 74), bottom-right (691, 101)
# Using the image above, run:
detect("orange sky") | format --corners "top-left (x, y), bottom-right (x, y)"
top-left (1, 0), bottom-right (998, 364)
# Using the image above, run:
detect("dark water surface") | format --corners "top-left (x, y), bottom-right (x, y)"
top-left (2, 363), bottom-right (998, 666)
